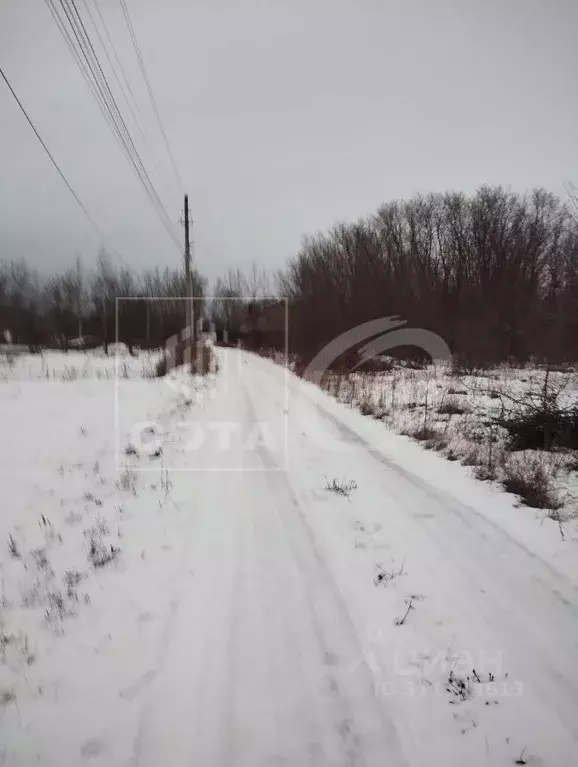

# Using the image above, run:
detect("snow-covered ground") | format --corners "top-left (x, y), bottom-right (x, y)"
top-left (317, 361), bottom-right (578, 524)
top-left (1, 349), bottom-right (578, 765)
top-left (0, 345), bottom-right (162, 382)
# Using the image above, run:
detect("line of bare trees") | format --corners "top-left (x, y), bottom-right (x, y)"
top-left (277, 186), bottom-right (578, 367)
top-left (4, 184), bottom-right (577, 366)
top-left (0, 249), bottom-right (206, 352)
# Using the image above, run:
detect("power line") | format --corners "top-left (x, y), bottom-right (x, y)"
top-left (64, 0), bottom-right (182, 250)
top-left (1, 61), bottom-right (132, 269)
top-left (85, 0), bottom-right (176, 209)
top-left (45, 0), bottom-right (124, 149)
top-left (62, 0), bottom-right (151, 195)
top-left (45, 0), bottom-right (182, 252)
top-left (0, 63), bottom-right (101, 234)
top-left (119, 0), bottom-right (184, 194)
top-left (46, 0), bottom-right (102, 110)
top-left (82, 0), bottom-right (157, 165)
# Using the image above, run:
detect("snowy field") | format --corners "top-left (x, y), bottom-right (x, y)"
top-left (0, 346), bottom-right (162, 382)
top-left (1, 348), bottom-right (578, 766)
top-left (317, 360), bottom-right (578, 527)
top-left (0, 349), bottom-right (213, 763)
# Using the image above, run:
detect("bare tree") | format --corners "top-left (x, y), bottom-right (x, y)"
top-left (278, 186), bottom-right (578, 367)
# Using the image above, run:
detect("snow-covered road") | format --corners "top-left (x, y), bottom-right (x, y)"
top-left (2, 348), bottom-right (578, 766)
top-left (130, 349), bottom-right (578, 766)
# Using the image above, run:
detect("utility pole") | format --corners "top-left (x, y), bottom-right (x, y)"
top-left (145, 301), bottom-right (150, 347)
top-left (183, 194), bottom-right (195, 371)
top-left (76, 255), bottom-right (83, 341)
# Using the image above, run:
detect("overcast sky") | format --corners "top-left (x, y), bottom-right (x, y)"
top-left (1, 0), bottom-right (577, 284)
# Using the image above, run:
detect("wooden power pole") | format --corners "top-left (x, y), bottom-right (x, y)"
top-left (183, 194), bottom-right (195, 371)
top-left (76, 255), bottom-right (83, 341)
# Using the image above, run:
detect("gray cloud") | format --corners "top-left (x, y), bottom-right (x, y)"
top-left (1, 0), bottom-right (577, 282)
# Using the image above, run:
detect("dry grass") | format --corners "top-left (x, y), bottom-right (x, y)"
top-left (321, 361), bottom-right (577, 517)
top-left (502, 454), bottom-right (563, 510)
top-left (437, 397), bottom-right (469, 416)
top-left (325, 478), bottom-right (358, 497)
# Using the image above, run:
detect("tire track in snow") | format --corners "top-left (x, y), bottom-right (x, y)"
top-left (247, 351), bottom-right (578, 760)
top-left (242, 381), bottom-right (410, 767)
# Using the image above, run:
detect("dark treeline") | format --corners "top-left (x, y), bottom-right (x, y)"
top-left (0, 250), bottom-right (206, 352)
top-left (278, 186), bottom-right (578, 367)
top-left (210, 265), bottom-right (272, 344)
top-left (4, 185), bottom-right (578, 365)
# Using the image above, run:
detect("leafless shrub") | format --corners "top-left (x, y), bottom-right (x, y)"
top-left (374, 562), bottom-right (406, 586)
top-left (502, 455), bottom-right (563, 509)
top-left (91, 515), bottom-right (109, 536)
top-left (325, 478), bottom-right (358, 497)
top-left (445, 669), bottom-right (472, 702)
top-left (499, 403), bottom-right (578, 452)
top-left (492, 370), bottom-right (578, 452)
top-left (445, 667), bottom-right (499, 705)
top-left (86, 534), bottom-right (120, 569)
top-left (474, 463), bottom-right (498, 482)
top-left (394, 595), bottom-right (420, 626)
top-left (0, 623), bottom-right (34, 667)
top-left (160, 467), bottom-right (172, 497)
top-left (406, 426), bottom-right (438, 442)
top-left (83, 514), bottom-right (119, 568)
top-left (423, 431), bottom-right (449, 452)
top-left (437, 397), bottom-right (469, 416)
top-left (45, 590), bottom-right (74, 625)
top-left (64, 569), bottom-right (84, 598)
top-left (117, 466), bottom-right (137, 495)
top-left (359, 395), bottom-right (376, 416)
top-left (515, 747), bottom-right (528, 765)
top-left (30, 547), bottom-right (51, 572)
top-left (19, 544), bottom-right (57, 609)
top-left (461, 445), bottom-right (482, 467)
